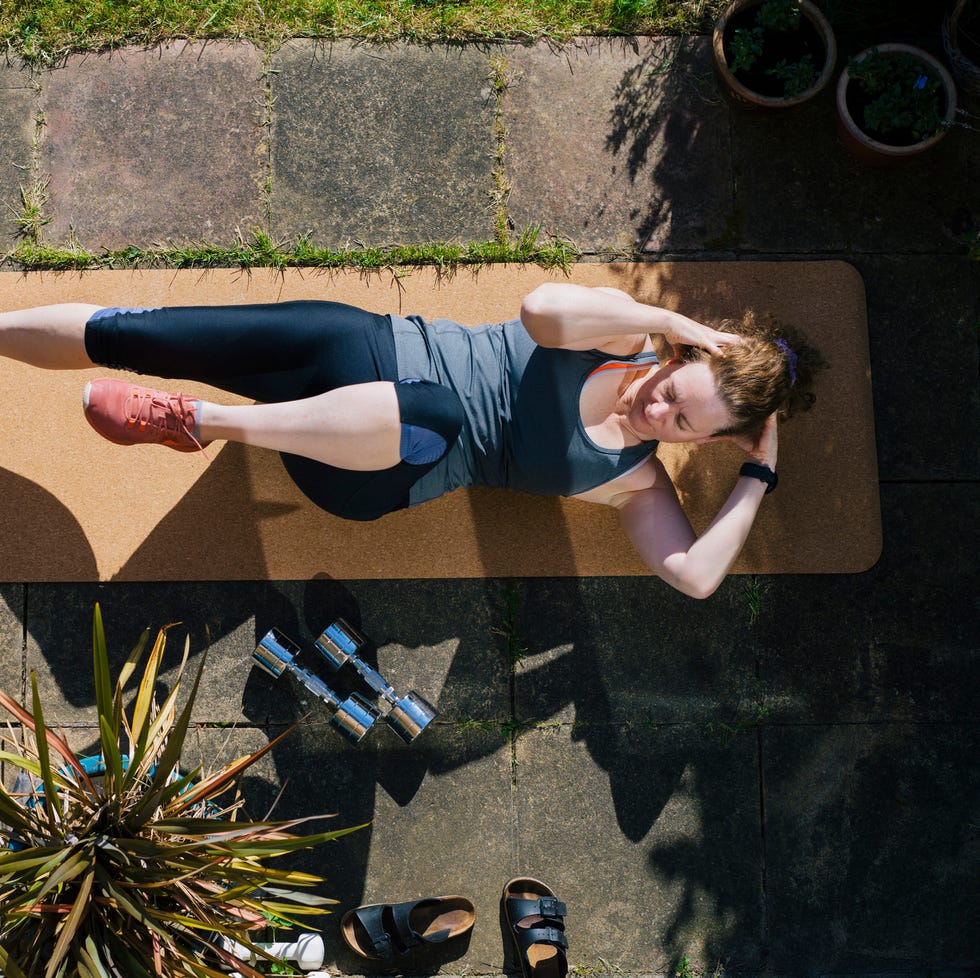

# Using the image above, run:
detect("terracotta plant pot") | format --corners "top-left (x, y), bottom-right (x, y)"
top-left (944, 0), bottom-right (980, 98)
top-left (836, 43), bottom-right (958, 164)
top-left (713, 0), bottom-right (837, 109)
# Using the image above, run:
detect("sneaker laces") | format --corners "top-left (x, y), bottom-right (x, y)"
top-left (124, 387), bottom-right (210, 457)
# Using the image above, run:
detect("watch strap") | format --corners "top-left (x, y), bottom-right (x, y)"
top-left (739, 462), bottom-right (778, 494)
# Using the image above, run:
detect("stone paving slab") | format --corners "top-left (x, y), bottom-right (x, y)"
top-left (513, 723), bottom-right (763, 973)
top-left (40, 42), bottom-right (266, 250)
top-left (510, 577), bottom-right (760, 726)
top-left (0, 60), bottom-right (35, 253)
top-left (20, 579), bottom-right (510, 726)
top-left (240, 719), bottom-right (514, 973)
top-left (0, 585), bottom-right (25, 707)
top-left (503, 37), bottom-right (731, 253)
top-left (762, 723), bottom-right (980, 974)
top-left (753, 483), bottom-right (980, 725)
top-left (854, 254), bottom-right (980, 482)
top-left (270, 40), bottom-right (497, 248)
top-left (732, 91), bottom-right (980, 255)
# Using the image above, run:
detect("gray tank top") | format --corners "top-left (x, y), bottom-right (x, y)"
top-left (389, 314), bottom-right (660, 505)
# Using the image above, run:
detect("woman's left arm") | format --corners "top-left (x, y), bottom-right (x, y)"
top-left (520, 282), bottom-right (739, 354)
top-left (614, 415), bottom-right (778, 599)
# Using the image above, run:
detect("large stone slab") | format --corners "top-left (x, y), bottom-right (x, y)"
top-left (513, 723), bottom-right (764, 973)
top-left (855, 254), bottom-right (980, 482)
top-left (246, 719), bottom-right (513, 972)
top-left (22, 581), bottom-right (276, 727)
top-left (270, 41), bottom-right (496, 248)
top-left (763, 723), bottom-right (980, 973)
top-left (733, 88), bottom-right (979, 255)
top-left (0, 585), bottom-right (25, 707)
top-left (22, 578), bottom-right (509, 727)
top-left (40, 43), bottom-right (266, 250)
top-left (0, 60), bottom-right (36, 252)
top-left (753, 483), bottom-right (980, 724)
top-left (510, 577), bottom-right (760, 727)
top-left (503, 37), bottom-right (731, 252)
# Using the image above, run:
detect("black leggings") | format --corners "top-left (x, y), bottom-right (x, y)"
top-left (84, 301), bottom-right (464, 520)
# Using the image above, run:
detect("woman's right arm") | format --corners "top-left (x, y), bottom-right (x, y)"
top-left (520, 282), bottom-right (738, 355)
top-left (612, 414), bottom-right (779, 599)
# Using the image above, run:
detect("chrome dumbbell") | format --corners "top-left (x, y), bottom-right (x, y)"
top-left (314, 619), bottom-right (438, 743)
top-left (253, 628), bottom-right (379, 744)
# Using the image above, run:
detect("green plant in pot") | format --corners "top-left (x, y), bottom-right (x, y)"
top-left (836, 43), bottom-right (958, 163)
top-left (713, 0), bottom-right (837, 108)
top-left (0, 606), bottom-right (361, 978)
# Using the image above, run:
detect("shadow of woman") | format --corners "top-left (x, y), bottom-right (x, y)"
top-left (0, 467), bottom-right (98, 582)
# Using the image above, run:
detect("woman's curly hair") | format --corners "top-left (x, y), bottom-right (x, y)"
top-left (681, 311), bottom-right (826, 437)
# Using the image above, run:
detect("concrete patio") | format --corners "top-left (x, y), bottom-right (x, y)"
top-left (0, 29), bottom-right (977, 978)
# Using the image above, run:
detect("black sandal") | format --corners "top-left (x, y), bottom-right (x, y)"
top-left (341, 895), bottom-right (476, 961)
top-left (502, 877), bottom-right (569, 978)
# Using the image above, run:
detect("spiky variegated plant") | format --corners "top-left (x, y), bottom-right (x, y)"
top-left (0, 605), bottom-right (361, 978)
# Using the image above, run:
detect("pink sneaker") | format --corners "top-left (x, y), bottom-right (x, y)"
top-left (83, 378), bottom-right (210, 453)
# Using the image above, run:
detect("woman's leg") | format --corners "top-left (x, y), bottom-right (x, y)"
top-left (6, 300), bottom-right (463, 518)
top-left (85, 374), bottom-right (464, 521)
top-left (197, 381), bottom-right (403, 470)
top-left (0, 304), bottom-right (101, 369)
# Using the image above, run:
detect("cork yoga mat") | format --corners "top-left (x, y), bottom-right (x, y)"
top-left (0, 262), bottom-right (879, 581)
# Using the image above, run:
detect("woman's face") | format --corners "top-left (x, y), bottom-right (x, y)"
top-left (628, 360), bottom-right (733, 443)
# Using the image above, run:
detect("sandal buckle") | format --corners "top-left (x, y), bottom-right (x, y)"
top-left (539, 925), bottom-right (568, 949)
top-left (539, 896), bottom-right (566, 918)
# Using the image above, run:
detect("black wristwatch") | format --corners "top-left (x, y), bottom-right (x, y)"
top-left (740, 462), bottom-right (778, 494)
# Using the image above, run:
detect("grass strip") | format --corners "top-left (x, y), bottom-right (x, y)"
top-left (6, 227), bottom-right (583, 272)
top-left (3, 0), bottom-right (724, 61)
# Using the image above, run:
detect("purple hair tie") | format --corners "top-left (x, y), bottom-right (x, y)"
top-left (775, 338), bottom-right (798, 385)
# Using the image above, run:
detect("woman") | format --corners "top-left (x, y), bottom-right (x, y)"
top-left (0, 284), bottom-right (819, 598)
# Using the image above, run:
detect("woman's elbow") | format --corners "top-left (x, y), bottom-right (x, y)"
top-left (679, 578), bottom-right (721, 600)
top-left (520, 287), bottom-right (564, 346)
top-left (660, 559), bottom-right (722, 600)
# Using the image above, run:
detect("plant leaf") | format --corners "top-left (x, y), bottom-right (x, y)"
top-left (35, 848), bottom-right (93, 903)
top-left (45, 868), bottom-right (94, 978)
top-left (0, 690), bottom-right (95, 794)
top-left (0, 943), bottom-right (28, 978)
top-left (91, 603), bottom-right (113, 734)
top-left (27, 673), bottom-right (63, 837)
top-left (131, 647), bottom-right (207, 827)
top-left (129, 625), bottom-right (166, 752)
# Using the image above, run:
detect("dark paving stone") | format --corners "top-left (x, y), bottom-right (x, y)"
top-left (733, 87), bottom-right (979, 254)
top-left (514, 723), bottom-right (763, 972)
top-left (23, 581), bottom-right (294, 726)
top-left (504, 37), bottom-right (732, 253)
top-left (510, 577), bottom-right (761, 727)
top-left (751, 483), bottom-right (979, 724)
top-left (0, 585), bottom-right (24, 706)
top-left (0, 61), bottom-right (36, 252)
top-left (23, 578), bottom-right (509, 727)
top-left (40, 42), bottom-right (265, 250)
top-left (228, 720), bottom-right (512, 972)
top-left (853, 254), bottom-right (979, 482)
top-left (339, 578), bottom-right (511, 723)
top-left (270, 41), bottom-right (496, 248)
top-left (763, 723), bottom-right (980, 973)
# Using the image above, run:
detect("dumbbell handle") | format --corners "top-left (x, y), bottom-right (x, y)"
top-left (349, 658), bottom-right (397, 702)
top-left (254, 629), bottom-right (341, 711)
top-left (286, 662), bottom-right (342, 711)
top-left (315, 621), bottom-right (396, 701)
